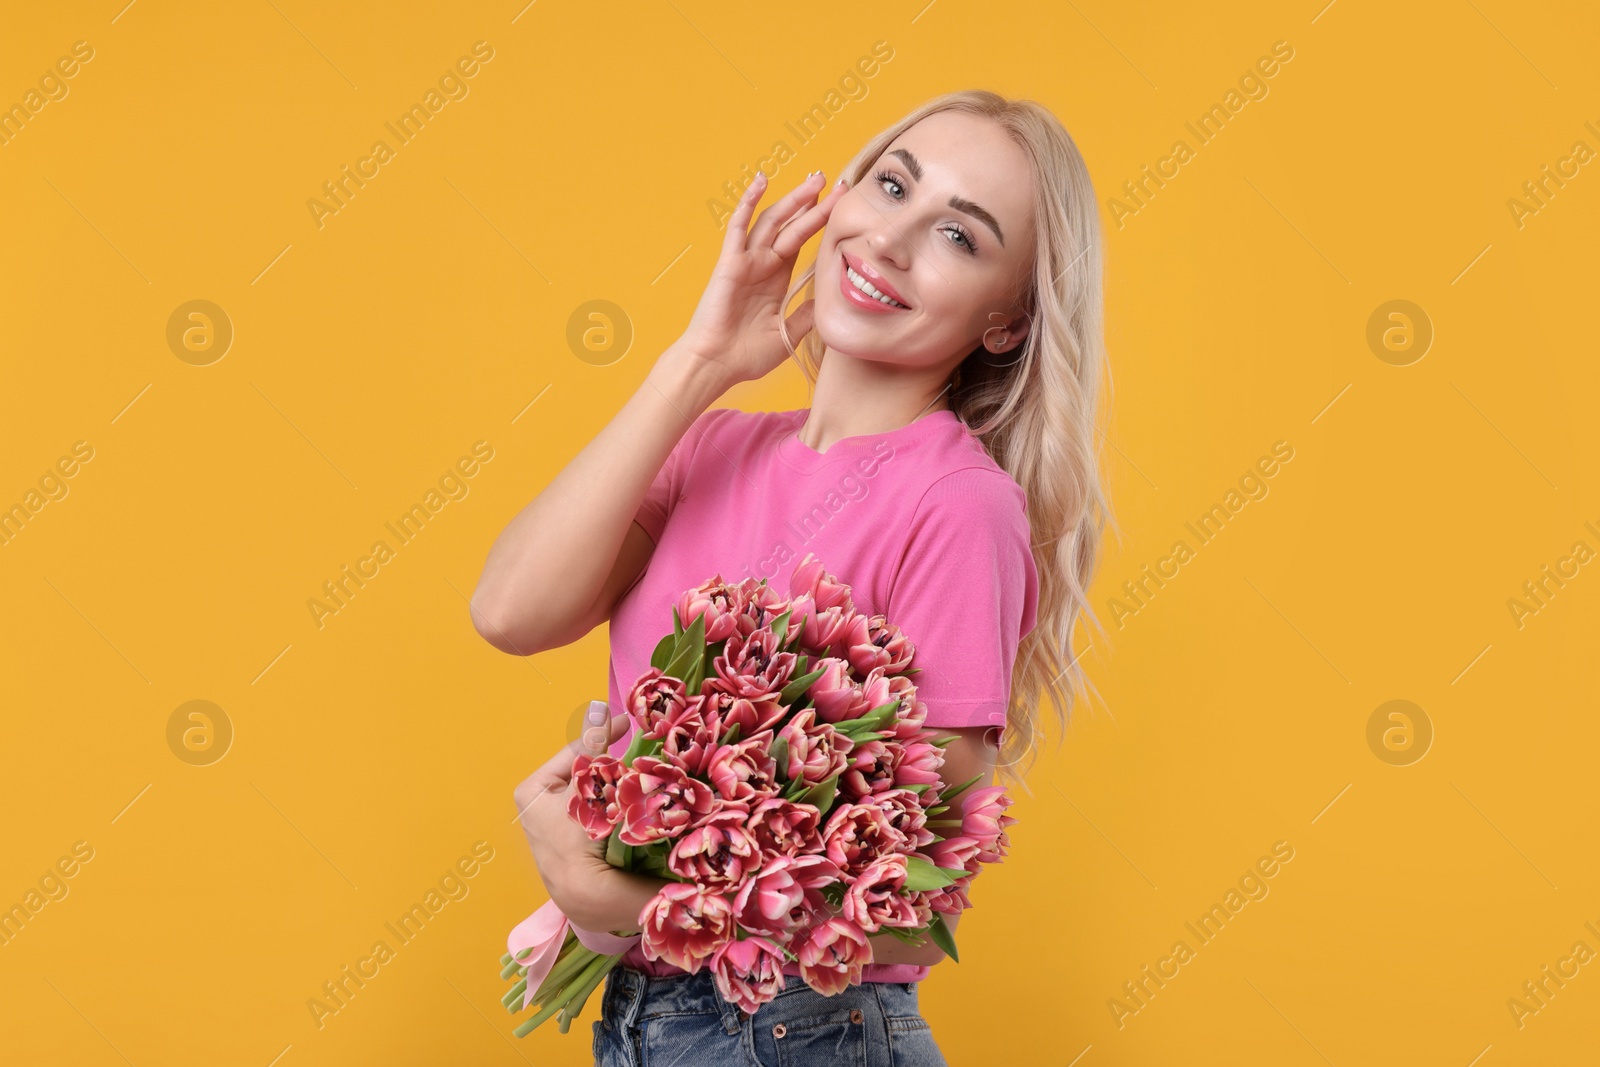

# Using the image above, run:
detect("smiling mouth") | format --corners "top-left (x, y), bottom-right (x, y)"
top-left (842, 255), bottom-right (909, 309)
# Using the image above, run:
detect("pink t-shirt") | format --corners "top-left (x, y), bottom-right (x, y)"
top-left (606, 406), bottom-right (1038, 984)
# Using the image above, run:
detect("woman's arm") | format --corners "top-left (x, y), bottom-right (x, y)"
top-left (471, 170), bottom-right (847, 657)
top-left (471, 346), bottom-right (731, 656)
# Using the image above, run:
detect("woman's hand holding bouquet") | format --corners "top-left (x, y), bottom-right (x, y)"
top-left (499, 553), bottom-right (1016, 1036)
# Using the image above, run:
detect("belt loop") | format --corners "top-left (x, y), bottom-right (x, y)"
top-left (615, 967), bottom-right (646, 1032)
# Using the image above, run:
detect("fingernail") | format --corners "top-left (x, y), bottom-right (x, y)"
top-left (587, 700), bottom-right (606, 726)
top-left (835, 177), bottom-right (848, 190)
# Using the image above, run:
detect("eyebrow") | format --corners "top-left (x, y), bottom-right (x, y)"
top-left (887, 148), bottom-right (1006, 247)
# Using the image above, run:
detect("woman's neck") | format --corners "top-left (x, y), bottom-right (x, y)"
top-left (798, 345), bottom-right (956, 453)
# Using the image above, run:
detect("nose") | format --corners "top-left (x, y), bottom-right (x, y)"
top-left (862, 216), bottom-right (912, 273)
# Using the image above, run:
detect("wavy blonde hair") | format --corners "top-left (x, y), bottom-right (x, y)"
top-left (780, 90), bottom-right (1118, 782)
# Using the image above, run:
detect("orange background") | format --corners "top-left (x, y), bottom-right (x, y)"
top-left (2, 1), bottom-right (1597, 1064)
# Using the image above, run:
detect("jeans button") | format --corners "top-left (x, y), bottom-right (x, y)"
top-left (773, 1023), bottom-right (788, 1038)
top-left (850, 1008), bottom-right (863, 1024)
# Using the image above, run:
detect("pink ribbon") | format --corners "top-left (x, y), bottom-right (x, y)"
top-left (506, 899), bottom-right (642, 1010)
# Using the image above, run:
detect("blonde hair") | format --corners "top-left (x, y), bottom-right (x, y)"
top-left (780, 90), bottom-right (1118, 781)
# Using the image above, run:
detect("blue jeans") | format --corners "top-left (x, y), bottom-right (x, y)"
top-left (592, 964), bottom-right (949, 1066)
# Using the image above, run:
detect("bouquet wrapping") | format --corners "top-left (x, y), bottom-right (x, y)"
top-left (498, 553), bottom-right (1016, 1035)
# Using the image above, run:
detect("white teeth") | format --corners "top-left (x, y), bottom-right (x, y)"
top-left (845, 265), bottom-right (905, 308)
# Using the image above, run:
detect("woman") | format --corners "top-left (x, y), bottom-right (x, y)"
top-left (473, 89), bottom-right (1112, 1065)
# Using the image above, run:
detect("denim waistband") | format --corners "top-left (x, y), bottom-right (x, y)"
top-left (604, 963), bottom-right (921, 1030)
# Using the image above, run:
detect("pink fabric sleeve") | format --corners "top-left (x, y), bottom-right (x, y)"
top-left (884, 468), bottom-right (1039, 736)
top-left (632, 408), bottom-right (726, 544)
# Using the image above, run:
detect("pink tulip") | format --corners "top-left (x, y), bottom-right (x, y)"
top-left (883, 674), bottom-right (928, 740)
top-left (841, 855), bottom-right (920, 932)
top-left (565, 753), bottom-right (625, 840)
top-left (667, 808), bottom-right (761, 886)
top-left (638, 883), bottom-right (734, 974)
top-left (676, 576), bottom-right (743, 643)
top-left (842, 613), bottom-right (914, 676)
top-left (791, 598), bottom-right (856, 658)
top-left (924, 879), bottom-right (973, 916)
top-left (823, 800), bottom-right (908, 877)
top-left (659, 703), bottom-right (720, 777)
top-left (616, 757), bottom-right (715, 846)
top-left (731, 577), bottom-right (793, 639)
top-left (874, 788), bottom-right (936, 850)
top-left (746, 797), bottom-right (822, 857)
top-left (777, 710), bottom-right (853, 786)
top-left (709, 935), bottom-right (787, 1015)
top-left (960, 786), bottom-right (1018, 863)
top-left (714, 628), bottom-right (797, 698)
top-left (732, 854), bottom-right (842, 937)
top-left (805, 657), bottom-right (868, 723)
top-left (707, 731), bottom-right (780, 803)
top-left (701, 685), bottom-right (786, 737)
top-left (791, 553), bottom-right (856, 614)
top-left (791, 918), bottom-right (873, 996)
top-left (627, 668), bottom-right (689, 735)
top-left (840, 738), bottom-right (899, 800)
top-left (926, 834), bottom-right (983, 877)
top-left (893, 739), bottom-right (945, 789)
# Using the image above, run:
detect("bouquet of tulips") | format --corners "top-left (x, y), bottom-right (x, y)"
top-left (498, 553), bottom-right (1016, 1035)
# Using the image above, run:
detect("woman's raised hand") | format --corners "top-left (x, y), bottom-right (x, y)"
top-left (674, 170), bottom-right (848, 386)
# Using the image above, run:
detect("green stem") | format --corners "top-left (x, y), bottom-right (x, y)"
top-left (514, 950), bottom-right (614, 1038)
top-left (529, 942), bottom-right (598, 1008)
top-left (501, 977), bottom-right (527, 1011)
top-left (557, 952), bottom-right (621, 1033)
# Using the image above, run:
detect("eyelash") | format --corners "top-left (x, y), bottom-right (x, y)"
top-left (872, 169), bottom-right (979, 255)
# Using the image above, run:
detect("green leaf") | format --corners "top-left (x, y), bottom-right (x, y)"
top-left (672, 606), bottom-right (684, 639)
top-left (799, 774), bottom-right (839, 810)
top-left (779, 665), bottom-right (827, 705)
top-left (769, 735), bottom-right (790, 775)
top-left (650, 633), bottom-right (677, 672)
top-left (663, 612), bottom-right (706, 683)
top-left (900, 666), bottom-right (922, 676)
top-left (720, 721), bottom-right (742, 746)
top-left (620, 728), bottom-right (661, 765)
top-left (836, 700), bottom-right (900, 737)
top-left (928, 913), bottom-right (960, 963)
top-left (878, 924), bottom-right (927, 946)
top-left (770, 608), bottom-right (792, 646)
top-left (902, 855), bottom-right (958, 892)
top-left (604, 824), bottom-right (627, 869)
top-left (939, 773), bottom-right (985, 806)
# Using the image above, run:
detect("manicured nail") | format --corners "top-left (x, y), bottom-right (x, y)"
top-left (587, 700), bottom-right (606, 726)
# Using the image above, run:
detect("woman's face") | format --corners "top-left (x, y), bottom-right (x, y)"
top-left (815, 110), bottom-right (1038, 372)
